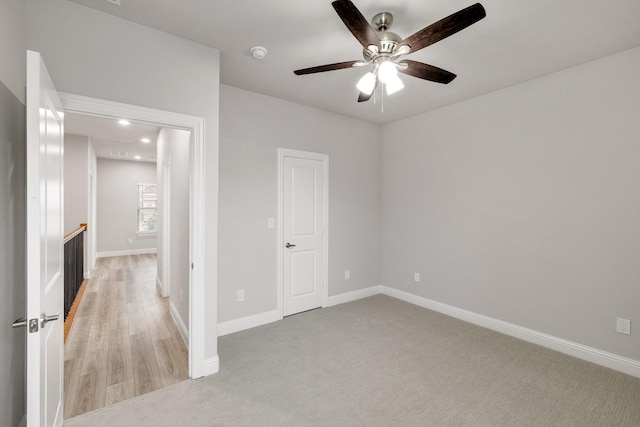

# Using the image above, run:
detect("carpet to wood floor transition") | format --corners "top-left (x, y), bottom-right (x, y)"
top-left (64, 295), bottom-right (640, 426)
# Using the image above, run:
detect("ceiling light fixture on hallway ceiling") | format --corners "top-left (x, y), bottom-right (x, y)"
top-left (250, 46), bottom-right (268, 60)
top-left (118, 119), bottom-right (130, 126)
top-left (141, 137), bottom-right (151, 143)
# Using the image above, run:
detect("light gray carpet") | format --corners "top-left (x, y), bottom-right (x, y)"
top-left (64, 295), bottom-right (640, 426)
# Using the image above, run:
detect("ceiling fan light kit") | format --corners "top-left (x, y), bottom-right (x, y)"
top-left (294, 0), bottom-right (486, 104)
top-left (356, 72), bottom-right (376, 95)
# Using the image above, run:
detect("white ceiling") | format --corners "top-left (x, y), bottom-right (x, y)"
top-left (65, 112), bottom-right (159, 162)
top-left (68, 0), bottom-right (640, 125)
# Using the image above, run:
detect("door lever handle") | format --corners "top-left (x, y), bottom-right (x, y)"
top-left (12, 317), bottom-right (39, 333)
top-left (41, 313), bottom-right (59, 328)
top-left (285, 242), bottom-right (296, 248)
top-left (12, 318), bottom-right (28, 328)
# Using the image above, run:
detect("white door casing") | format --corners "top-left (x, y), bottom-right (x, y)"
top-left (161, 155), bottom-right (172, 298)
top-left (278, 149), bottom-right (328, 316)
top-left (58, 92), bottom-right (210, 378)
top-left (26, 50), bottom-right (64, 427)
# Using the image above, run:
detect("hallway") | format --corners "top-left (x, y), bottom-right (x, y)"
top-left (64, 254), bottom-right (188, 418)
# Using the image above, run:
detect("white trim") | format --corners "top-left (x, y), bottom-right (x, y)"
top-left (96, 248), bottom-right (157, 258)
top-left (214, 282), bottom-right (640, 378)
top-left (379, 286), bottom-right (640, 379)
top-left (156, 276), bottom-right (167, 298)
top-left (160, 155), bottom-right (172, 299)
top-left (83, 271), bottom-right (91, 280)
top-left (59, 92), bottom-right (209, 379)
top-left (136, 231), bottom-right (157, 237)
top-left (203, 356), bottom-right (220, 376)
top-left (218, 310), bottom-right (282, 337)
top-left (327, 286), bottom-right (381, 307)
top-left (277, 148), bottom-right (329, 317)
top-left (170, 300), bottom-right (189, 346)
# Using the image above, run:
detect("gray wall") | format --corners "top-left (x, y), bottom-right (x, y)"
top-left (381, 46), bottom-right (640, 361)
top-left (0, 1), bottom-right (26, 425)
top-left (157, 128), bottom-right (190, 331)
top-left (64, 134), bottom-right (98, 277)
top-left (219, 85), bottom-right (381, 322)
top-left (26, 0), bottom-right (220, 360)
top-left (64, 134), bottom-right (89, 235)
top-left (96, 158), bottom-right (157, 253)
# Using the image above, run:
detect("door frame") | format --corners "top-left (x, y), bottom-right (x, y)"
top-left (59, 92), bottom-right (206, 379)
top-left (277, 148), bottom-right (329, 317)
top-left (159, 154), bottom-right (172, 298)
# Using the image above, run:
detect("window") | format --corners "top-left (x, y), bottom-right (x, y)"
top-left (138, 183), bottom-right (157, 234)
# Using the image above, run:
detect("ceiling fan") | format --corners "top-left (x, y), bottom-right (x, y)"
top-left (294, 1), bottom-right (486, 102)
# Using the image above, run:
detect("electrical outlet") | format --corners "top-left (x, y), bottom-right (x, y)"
top-left (414, 272), bottom-right (420, 282)
top-left (237, 290), bottom-right (245, 302)
top-left (344, 270), bottom-right (351, 280)
top-left (617, 317), bottom-right (631, 335)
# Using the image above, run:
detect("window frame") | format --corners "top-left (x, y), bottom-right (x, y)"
top-left (137, 182), bottom-right (158, 235)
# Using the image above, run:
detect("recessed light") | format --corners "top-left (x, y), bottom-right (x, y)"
top-left (118, 119), bottom-right (130, 126)
top-left (134, 155), bottom-right (141, 160)
top-left (141, 138), bottom-right (151, 143)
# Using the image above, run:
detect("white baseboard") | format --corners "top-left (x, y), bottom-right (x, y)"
top-left (214, 284), bottom-right (640, 378)
top-left (218, 309), bottom-right (282, 337)
top-left (84, 271), bottom-right (91, 280)
top-left (170, 301), bottom-right (188, 346)
top-left (156, 276), bottom-right (168, 297)
top-left (380, 286), bottom-right (640, 379)
top-left (327, 285), bottom-right (381, 307)
top-left (204, 356), bottom-right (220, 376)
top-left (217, 286), bottom-right (381, 337)
top-left (96, 248), bottom-right (157, 258)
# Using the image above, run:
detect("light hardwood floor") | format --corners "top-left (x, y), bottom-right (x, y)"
top-left (64, 254), bottom-right (188, 418)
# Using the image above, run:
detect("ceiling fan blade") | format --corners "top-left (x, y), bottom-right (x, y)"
top-left (398, 3), bottom-right (486, 54)
top-left (332, 0), bottom-right (381, 50)
top-left (358, 78), bottom-right (379, 102)
top-left (294, 60), bottom-right (361, 75)
top-left (398, 60), bottom-right (457, 84)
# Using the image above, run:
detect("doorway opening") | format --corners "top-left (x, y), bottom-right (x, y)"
top-left (59, 93), bottom-right (206, 416)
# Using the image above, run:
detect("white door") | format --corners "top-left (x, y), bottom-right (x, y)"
top-left (26, 50), bottom-right (64, 427)
top-left (281, 151), bottom-right (328, 316)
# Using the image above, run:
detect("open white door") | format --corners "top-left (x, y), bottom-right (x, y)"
top-left (26, 50), bottom-right (64, 427)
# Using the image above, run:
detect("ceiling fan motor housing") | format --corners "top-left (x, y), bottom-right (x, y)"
top-left (362, 12), bottom-right (401, 60)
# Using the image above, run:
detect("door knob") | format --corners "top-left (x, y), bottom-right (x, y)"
top-left (41, 313), bottom-right (59, 328)
top-left (285, 242), bottom-right (296, 248)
